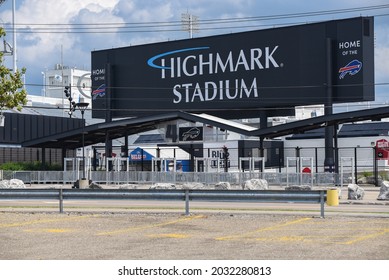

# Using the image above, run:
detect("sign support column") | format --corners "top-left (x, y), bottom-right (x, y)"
top-left (105, 63), bottom-right (113, 170)
top-left (324, 38), bottom-right (335, 173)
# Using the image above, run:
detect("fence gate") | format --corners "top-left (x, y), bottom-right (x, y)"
top-left (286, 157), bottom-right (313, 187)
top-left (194, 158), bottom-right (211, 172)
top-left (151, 158), bottom-right (176, 172)
top-left (63, 158), bottom-right (76, 184)
top-left (239, 157), bottom-right (265, 172)
top-left (64, 157), bottom-right (90, 184)
top-left (340, 157), bottom-right (355, 189)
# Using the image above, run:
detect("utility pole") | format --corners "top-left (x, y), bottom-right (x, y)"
top-left (0, 1), bottom-right (16, 68)
top-left (12, 0), bottom-right (16, 73)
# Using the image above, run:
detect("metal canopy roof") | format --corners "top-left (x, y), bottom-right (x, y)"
top-left (338, 122), bottom-right (389, 137)
top-left (286, 121), bottom-right (389, 140)
top-left (248, 106), bottom-right (389, 139)
top-left (21, 106), bottom-right (389, 150)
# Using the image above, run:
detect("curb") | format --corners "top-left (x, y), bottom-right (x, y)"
top-left (340, 200), bottom-right (389, 206)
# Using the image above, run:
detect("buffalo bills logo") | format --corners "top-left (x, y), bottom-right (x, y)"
top-left (182, 127), bottom-right (200, 141)
top-left (339, 60), bottom-right (362, 79)
top-left (92, 84), bottom-right (106, 100)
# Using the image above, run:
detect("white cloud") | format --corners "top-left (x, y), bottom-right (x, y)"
top-left (375, 47), bottom-right (389, 82)
top-left (374, 19), bottom-right (389, 86)
top-left (0, 0), bottom-right (388, 97)
top-left (114, 0), bottom-right (173, 22)
top-left (0, 0), bottom-right (121, 91)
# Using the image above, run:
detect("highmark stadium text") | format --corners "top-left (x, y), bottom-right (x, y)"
top-left (150, 46), bottom-right (279, 104)
top-left (172, 77), bottom-right (259, 104)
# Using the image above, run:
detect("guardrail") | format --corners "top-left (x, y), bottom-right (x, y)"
top-left (0, 189), bottom-right (327, 217)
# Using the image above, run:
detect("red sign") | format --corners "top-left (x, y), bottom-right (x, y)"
top-left (302, 167), bottom-right (312, 173)
top-left (376, 139), bottom-right (389, 159)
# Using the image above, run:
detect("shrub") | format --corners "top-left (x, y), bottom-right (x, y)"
top-left (362, 171), bottom-right (373, 178)
top-left (0, 161), bottom-right (61, 171)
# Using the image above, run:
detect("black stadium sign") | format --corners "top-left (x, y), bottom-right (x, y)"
top-left (91, 17), bottom-right (374, 119)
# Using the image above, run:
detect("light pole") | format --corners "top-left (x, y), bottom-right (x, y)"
top-left (41, 72), bottom-right (46, 97)
top-left (181, 12), bottom-right (199, 39)
top-left (76, 102), bottom-right (89, 185)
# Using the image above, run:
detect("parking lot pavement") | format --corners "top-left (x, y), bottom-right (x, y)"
top-left (1, 183), bottom-right (387, 259)
top-left (0, 212), bottom-right (388, 260)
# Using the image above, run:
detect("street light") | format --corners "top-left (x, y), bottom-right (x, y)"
top-left (75, 102), bottom-right (89, 184)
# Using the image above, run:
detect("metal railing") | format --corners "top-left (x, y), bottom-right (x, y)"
top-left (1, 170), bottom-right (347, 187)
top-left (0, 188), bottom-right (327, 217)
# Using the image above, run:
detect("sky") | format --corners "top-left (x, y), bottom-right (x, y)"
top-left (0, 0), bottom-right (389, 107)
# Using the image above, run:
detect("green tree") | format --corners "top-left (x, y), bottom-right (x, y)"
top-left (0, 27), bottom-right (27, 116)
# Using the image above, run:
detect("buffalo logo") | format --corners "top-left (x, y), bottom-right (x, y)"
top-left (92, 84), bottom-right (106, 100)
top-left (182, 127), bottom-right (201, 141)
top-left (339, 60), bottom-right (362, 79)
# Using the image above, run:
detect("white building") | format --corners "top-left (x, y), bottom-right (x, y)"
top-left (42, 64), bottom-right (91, 103)
top-left (22, 65), bottom-right (95, 120)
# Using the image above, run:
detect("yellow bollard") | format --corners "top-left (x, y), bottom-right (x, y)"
top-left (327, 189), bottom-right (339, 206)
